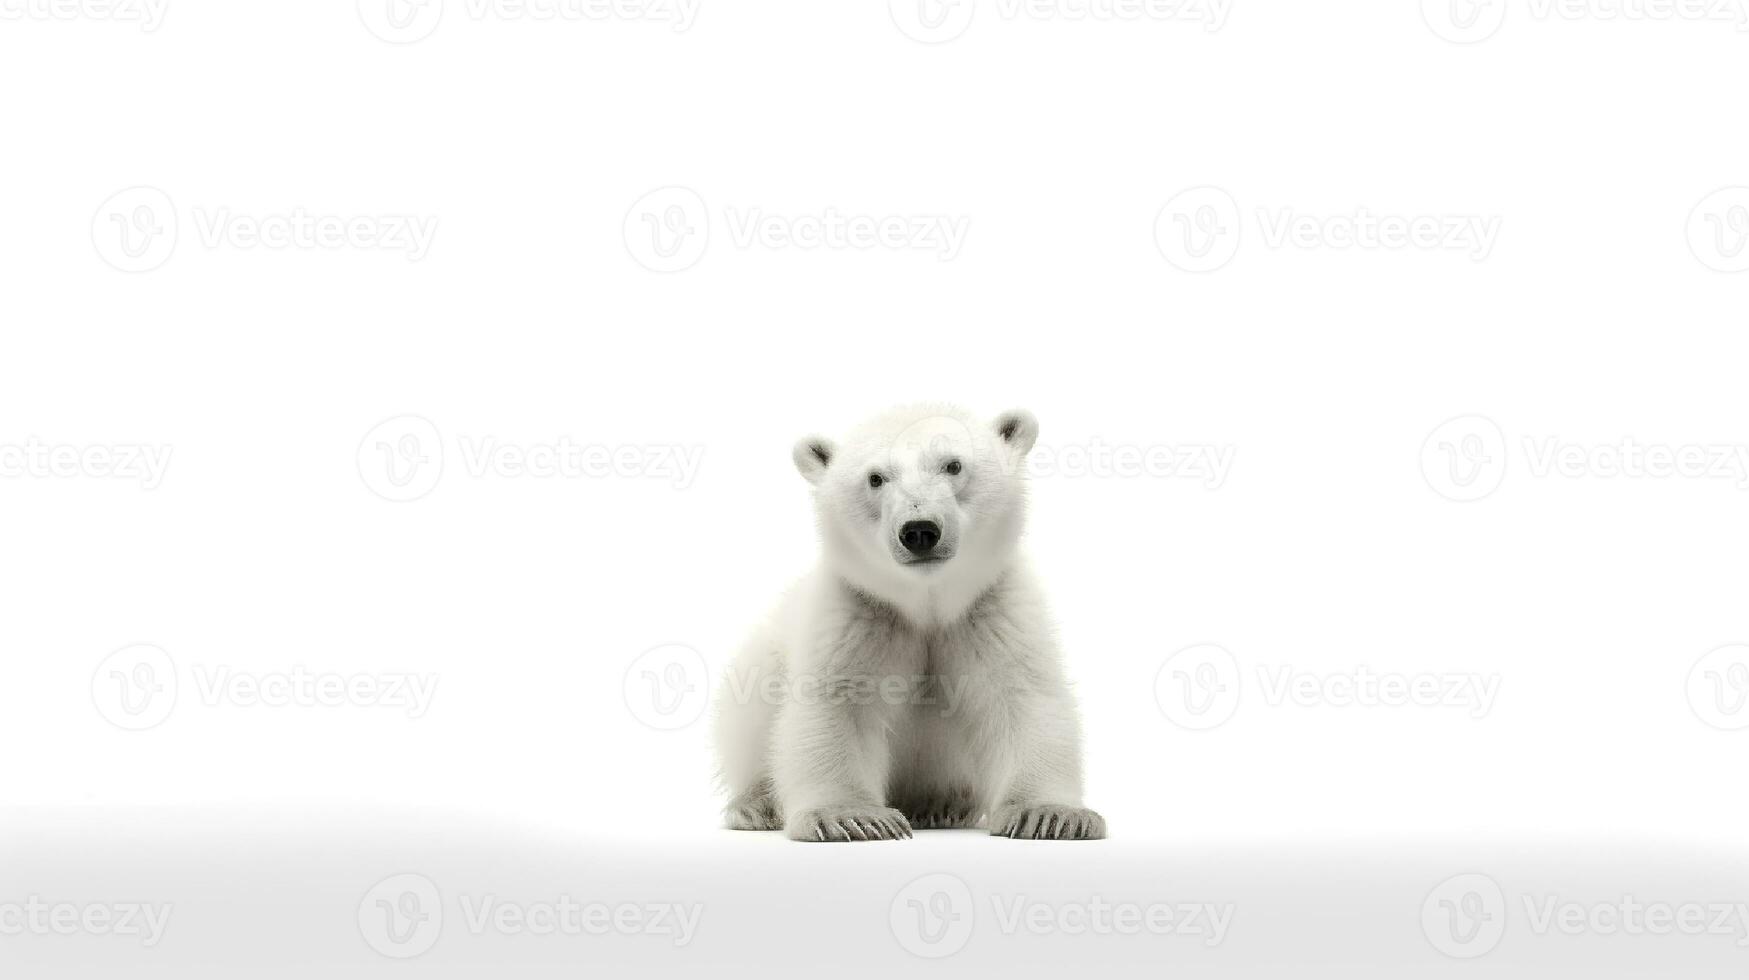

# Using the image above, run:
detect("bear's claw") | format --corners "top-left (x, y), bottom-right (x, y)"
top-left (990, 804), bottom-right (1105, 840)
top-left (723, 780), bottom-right (782, 831)
top-left (787, 805), bottom-right (913, 842)
top-left (897, 785), bottom-right (979, 829)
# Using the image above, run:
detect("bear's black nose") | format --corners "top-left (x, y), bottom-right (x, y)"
top-left (899, 520), bottom-right (942, 556)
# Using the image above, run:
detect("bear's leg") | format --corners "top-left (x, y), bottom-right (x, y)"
top-left (972, 683), bottom-right (1105, 840)
top-left (772, 688), bottom-right (913, 842)
top-left (985, 723), bottom-right (1105, 840)
top-left (723, 777), bottom-right (781, 831)
top-left (888, 708), bottom-right (981, 828)
top-left (713, 635), bottom-right (785, 830)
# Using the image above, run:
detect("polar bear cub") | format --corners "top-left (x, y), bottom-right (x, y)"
top-left (713, 404), bottom-right (1105, 842)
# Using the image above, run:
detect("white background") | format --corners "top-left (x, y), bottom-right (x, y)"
top-left (3, 0), bottom-right (1748, 974)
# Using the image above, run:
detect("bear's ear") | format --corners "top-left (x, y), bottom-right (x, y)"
top-left (992, 409), bottom-right (1039, 456)
top-left (792, 435), bottom-right (836, 485)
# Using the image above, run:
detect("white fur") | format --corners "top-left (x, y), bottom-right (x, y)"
top-left (713, 404), bottom-right (1105, 842)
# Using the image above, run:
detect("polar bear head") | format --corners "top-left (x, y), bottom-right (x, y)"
top-left (793, 404), bottom-right (1038, 612)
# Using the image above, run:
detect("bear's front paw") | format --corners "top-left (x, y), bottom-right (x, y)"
top-left (724, 798), bottom-right (781, 831)
top-left (787, 805), bottom-right (913, 842)
top-left (990, 804), bottom-right (1105, 840)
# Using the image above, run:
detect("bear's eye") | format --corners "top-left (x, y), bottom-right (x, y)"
top-left (944, 460), bottom-right (962, 476)
top-left (868, 473), bottom-right (884, 489)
